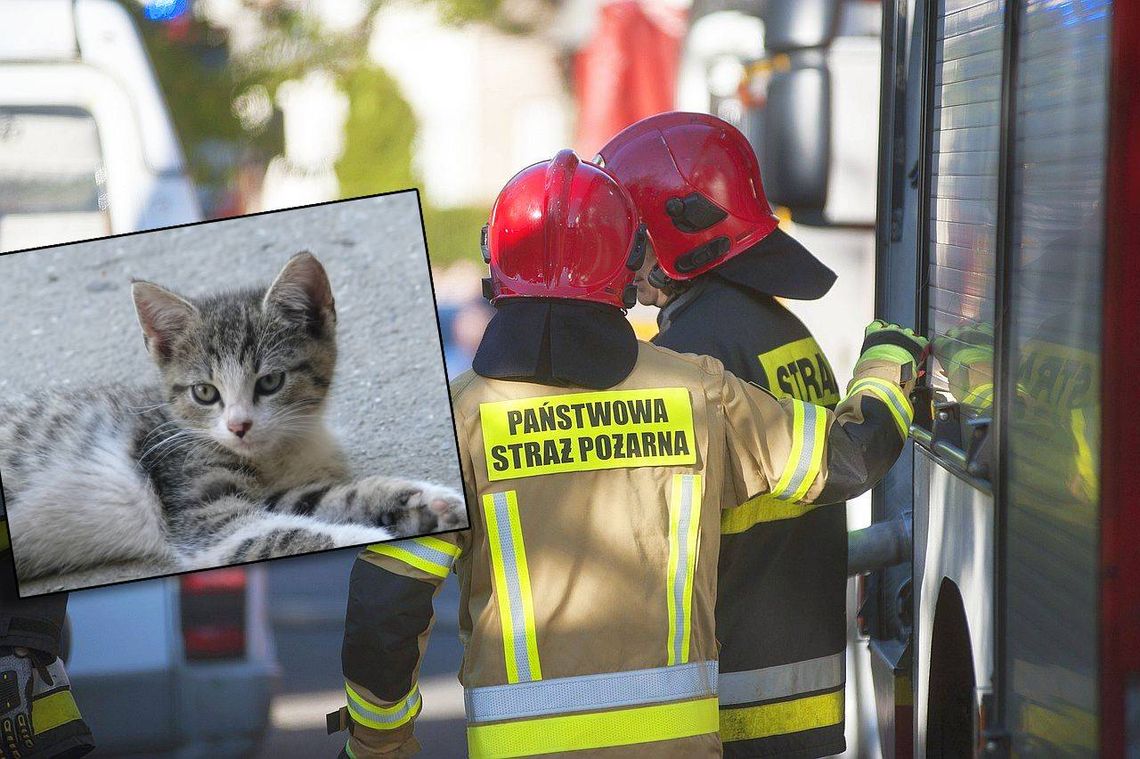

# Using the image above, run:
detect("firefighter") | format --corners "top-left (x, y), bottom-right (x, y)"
top-left (0, 515), bottom-right (95, 758)
top-left (598, 110), bottom-right (856, 757)
top-left (331, 150), bottom-right (926, 758)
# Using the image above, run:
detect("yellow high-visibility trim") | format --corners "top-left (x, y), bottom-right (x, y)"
top-left (962, 382), bottom-right (994, 409)
top-left (666, 474), bottom-right (702, 665)
top-left (719, 689), bottom-right (844, 742)
top-left (366, 536), bottom-right (459, 579)
top-left (415, 535), bottom-right (462, 557)
top-left (847, 377), bottom-right (913, 437)
top-left (483, 492), bottom-right (542, 683)
top-left (770, 400), bottom-right (807, 497)
top-left (0, 521), bottom-right (9, 552)
top-left (345, 682), bottom-right (421, 730)
top-left (721, 494), bottom-right (823, 534)
top-left (467, 696), bottom-right (719, 758)
top-left (790, 404), bottom-right (827, 502)
top-left (757, 337), bottom-right (841, 407)
top-left (31, 690), bottom-right (82, 736)
top-left (767, 400), bottom-right (827, 503)
top-left (479, 388), bottom-right (696, 480)
top-left (344, 739), bottom-right (358, 759)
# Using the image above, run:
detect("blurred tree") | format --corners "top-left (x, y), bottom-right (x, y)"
top-left (129, 6), bottom-right (279, 197)
top-left (418, 0), bottom-right (560, 32)
top-left (127, 0), bottom-right (505, 267)
top-left (421, 205), bottom-right (490, 268)
top-left (336, 66), bottom-right (418, 199)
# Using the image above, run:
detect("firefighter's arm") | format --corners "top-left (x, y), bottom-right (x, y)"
top-left (333, 534), bottom-right (461, 758)
top-left (333, 384), bottom-right (474, 758)
top-left (810, 320), bottom-right (926, 503)
top-left (720, 320), bottom-right (925, 506)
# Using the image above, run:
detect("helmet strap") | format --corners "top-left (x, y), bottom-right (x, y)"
top-left (647, 264), bottom-right (671, 290)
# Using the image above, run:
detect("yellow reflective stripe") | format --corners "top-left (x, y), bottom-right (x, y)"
top-left (847, 377), bottom-right (912, 437)
top-left (31, 690), bottom-right (82, 736)
top-left (0, 520), bottom-right (9, 552)
top-left (483, 492), bottom-right (542, 683)
top-left (344, 739), bottom-right (358, 759)
top-left (719, 689), bottom-right (844, 742)
top-left (791, 404), bottom-right (826, 502)
top-left (962, 382), bottom-right (994, 409)
top-left (720, 493), bottom-right (822, 534)
top-left (345, 682), bottom-right (421, 730)
top-left (666, 474), bottom-right (702, 666)
top-left (770, 401), bottom-right (806, 497)
top-left (367, 536), bottom-right (460, 579)
top-left (857, 344), bottom-right (915, 367)
top-left (467, 696), bottom-right (719, 758)
top-left (769, 400), bottom-right (827, 502)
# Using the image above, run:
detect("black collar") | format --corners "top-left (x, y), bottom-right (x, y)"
top-left (472, 299), bottom-right (639, 390)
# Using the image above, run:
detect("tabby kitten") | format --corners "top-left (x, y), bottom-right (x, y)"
top-left (0, 252), bottom-right (465, 583)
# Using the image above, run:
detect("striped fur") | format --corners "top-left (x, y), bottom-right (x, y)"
top-left (0, 253), bottom-right (465, 581)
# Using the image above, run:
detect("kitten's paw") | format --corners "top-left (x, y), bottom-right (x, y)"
top-left (358, 477), bottom-right (468, 535)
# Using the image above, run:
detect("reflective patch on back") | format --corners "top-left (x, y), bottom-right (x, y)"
top-left (479, 388), bottom-right (696, 481)
top-left (758, 337), bottom-right (840, 407)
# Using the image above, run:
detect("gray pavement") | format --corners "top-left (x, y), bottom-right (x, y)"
top-left (0, 191), bottom-right (464, 593)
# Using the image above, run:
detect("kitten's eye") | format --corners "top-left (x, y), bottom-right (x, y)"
top-left (191, 383), bottom-right (220, 405)
top-left (255, 371), bottom-right (286, 396)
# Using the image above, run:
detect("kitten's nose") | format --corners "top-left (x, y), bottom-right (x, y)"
top-left (228, 420), bottom-right (253, 438)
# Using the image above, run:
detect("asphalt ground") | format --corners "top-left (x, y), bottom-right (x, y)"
top-left (253, 548), bottom-right (467, 759)
top-left (0, 191), bottom-right (464, 593)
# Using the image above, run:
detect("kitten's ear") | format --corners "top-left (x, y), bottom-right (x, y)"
top-left (263, 251), bottom-right (336, 332)
top-left (132, 280), bottom-right (197, 362)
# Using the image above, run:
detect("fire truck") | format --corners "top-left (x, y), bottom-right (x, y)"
top-left (683, 0), bottom-right (1139, 755)
top-left (863, 0), bottom-right (1138, 754)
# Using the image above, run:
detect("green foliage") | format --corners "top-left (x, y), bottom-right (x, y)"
top-left (422, 0), bottom-right (502, 24)
top-left (415, 0), bottom-right (560, 33)
top-left (336, 67), bottom-right (418, 199)
top-left (421, 205), bottom-right (492, 268)
top-left (128, 7), bottom-right (274, 187)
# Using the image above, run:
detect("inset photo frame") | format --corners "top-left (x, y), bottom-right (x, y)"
top-left (0, 190), bottom-right (467, 597)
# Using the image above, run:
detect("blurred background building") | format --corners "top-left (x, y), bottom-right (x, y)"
top-left (0, 0), bottom-right (887, 755)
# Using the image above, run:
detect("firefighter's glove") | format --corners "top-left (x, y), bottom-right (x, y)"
top-left (860, 320), bottom-right (929, 372)
top-left (0, 647), bottom-right (94, 759)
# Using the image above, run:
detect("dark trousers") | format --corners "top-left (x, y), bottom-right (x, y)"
top-left (0, 516), bottom-right (66, 657)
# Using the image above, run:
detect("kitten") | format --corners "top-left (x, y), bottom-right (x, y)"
top-left (0, 252), bottom-right (466, 584)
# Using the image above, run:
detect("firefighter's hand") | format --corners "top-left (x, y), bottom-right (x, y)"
top-left (860, 320), bottom-right (929, 367)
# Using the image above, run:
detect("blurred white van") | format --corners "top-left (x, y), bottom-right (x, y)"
top-left (0, 1), bottom-right (277, 756)
top-left (0, 0), bottom-right (200, 252)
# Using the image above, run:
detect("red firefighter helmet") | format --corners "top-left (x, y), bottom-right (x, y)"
top-left (483, 149), bottom-right (645, 309)
top-left (597, 112), bottom-right (834, 299)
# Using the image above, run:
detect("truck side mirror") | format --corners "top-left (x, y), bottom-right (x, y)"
top-left (760, 57), bottom-right (831, 218)
top-left (762, 0), bottom-right (841, 52)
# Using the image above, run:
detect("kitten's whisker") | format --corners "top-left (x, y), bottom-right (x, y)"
top-left (127, 401), bottom-right (172, 414)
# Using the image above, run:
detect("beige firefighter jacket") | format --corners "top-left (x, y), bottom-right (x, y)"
top-left (340, 340), bottom-right (914, 758)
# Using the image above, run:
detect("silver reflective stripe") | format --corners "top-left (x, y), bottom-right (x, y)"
top-left (490, 491), bottom-right (536, 682)
top-left (871, 380), bottom-right (912, 427)
top-left (464, 660), bottom-right (718, 723)
top-left (776, 402), bottom-right (820, 501)
top-left (347, 685), bottom-right (422, 725)
top-left (393, 539), bottom-right (456, 572)
top-left (670, 474), bottom-right (697, 663)
top-left (718, 652), bottom-right (845, 706)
